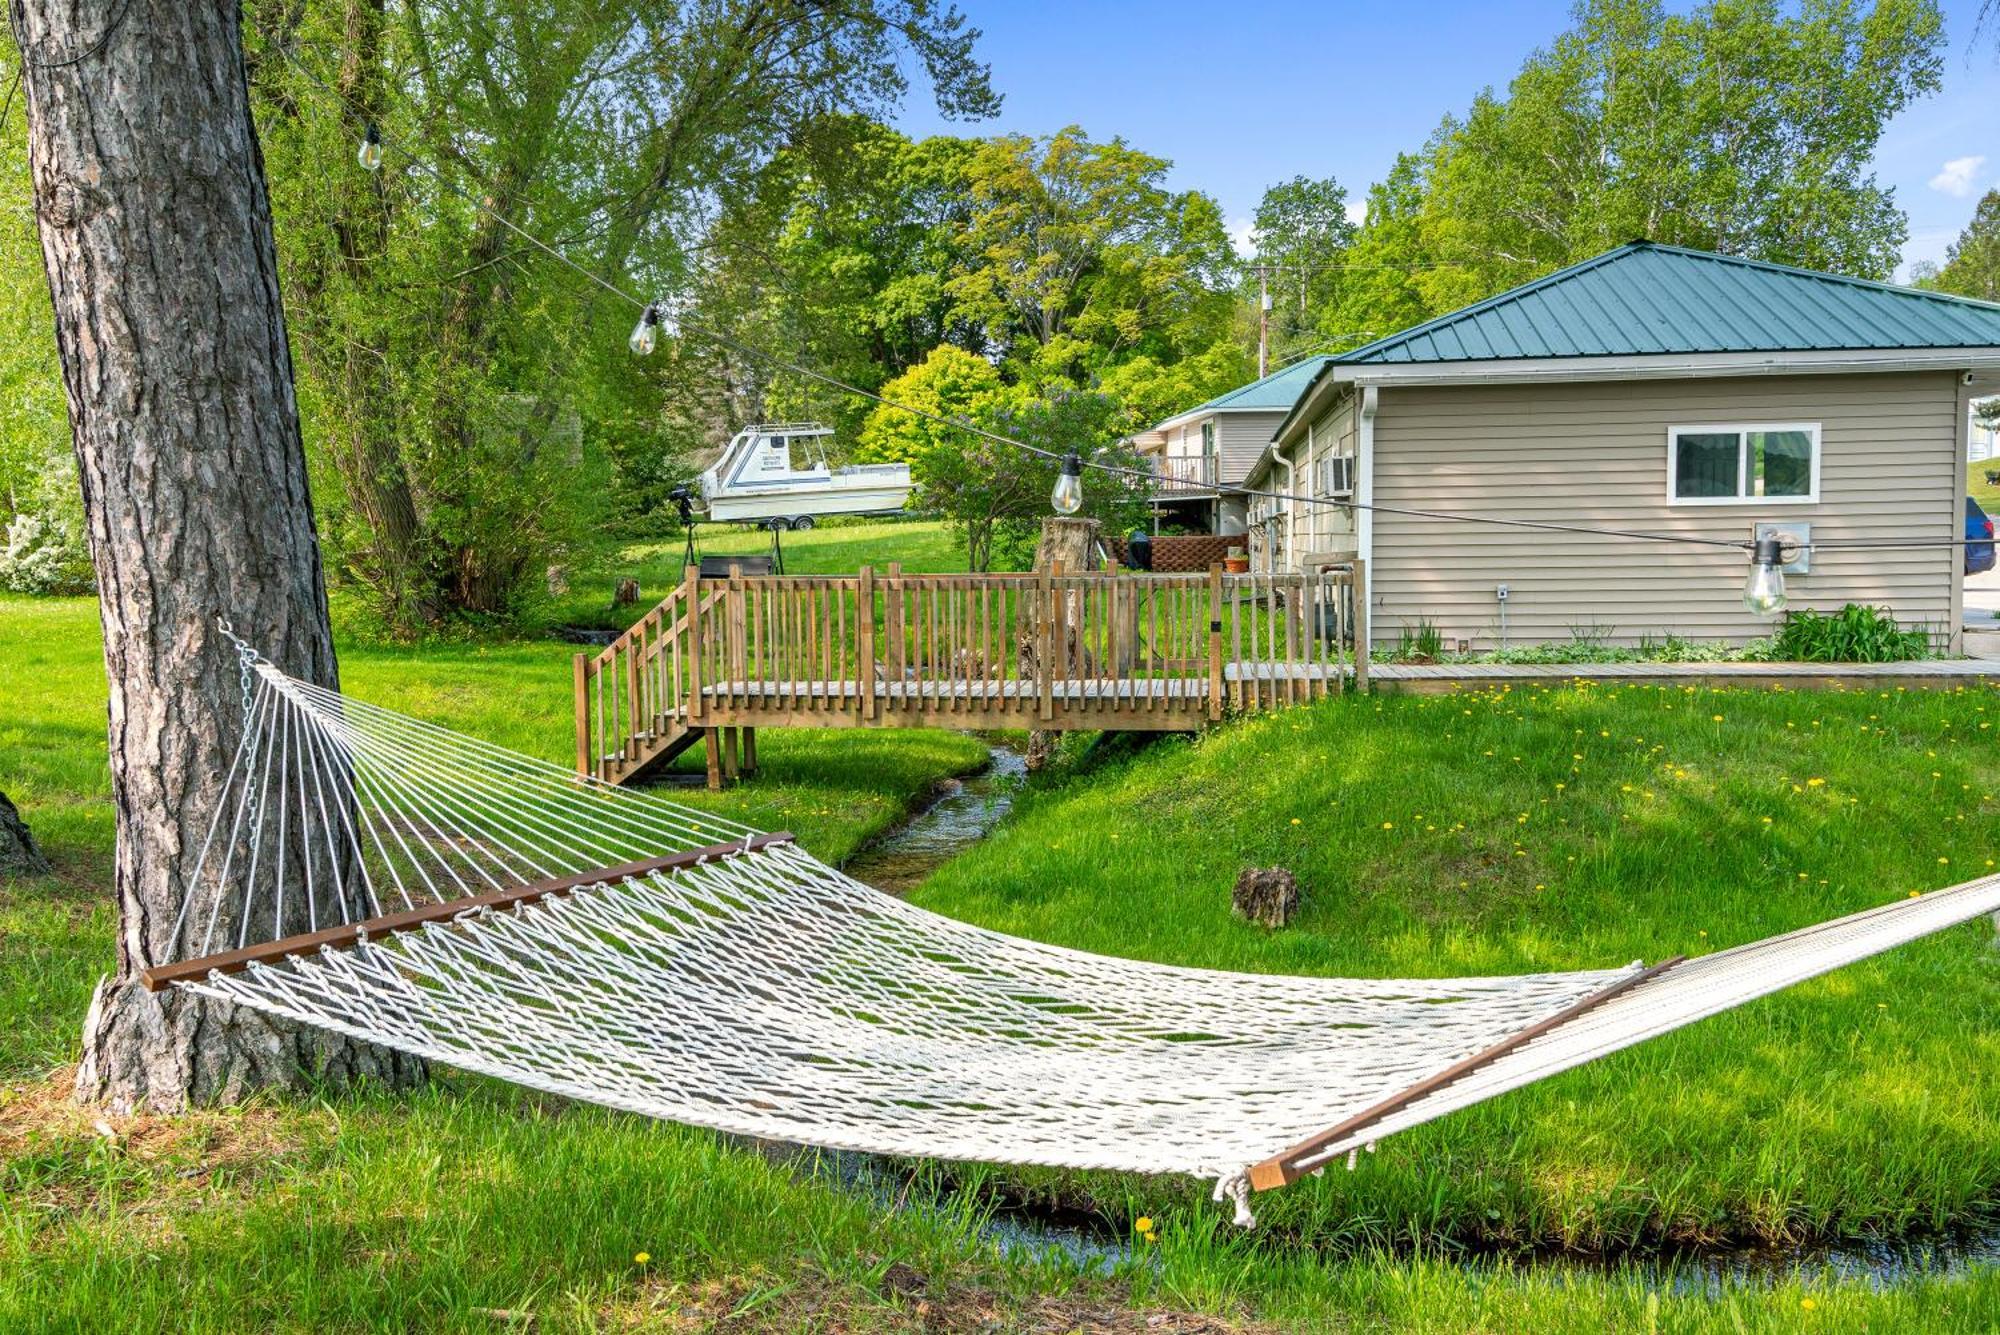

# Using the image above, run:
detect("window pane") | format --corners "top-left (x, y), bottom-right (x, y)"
top-left (1675, 432), bottom-right (1741, 498)
top-left (1754, 430), bottom-right (1813, 497)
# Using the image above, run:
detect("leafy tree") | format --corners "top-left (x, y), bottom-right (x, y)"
top-left (1247, 175), bottom-right (1358, 360)
top-left (1336, 0), bottom-right (1945, 338)
top-left (1931, 190), bottom-right (2000, 302)
top-left (854, 347), bottom-right (1143, 570)
top-left (1093, 343), bottom-right (1252, 437)
top-left (944, 127), bottom-right (1235, 374)
top-left (685, 121), bottom-right (982, 450)
top-left (247, 0), bottom-right (997, 630)
top-left (852, 344), bottom-right (1003, 465)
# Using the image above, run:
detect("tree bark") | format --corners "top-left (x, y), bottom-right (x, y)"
top-left (17, 0), bottom-right (421, 1111)
top-left (0, 790), bottom-right (52, 876)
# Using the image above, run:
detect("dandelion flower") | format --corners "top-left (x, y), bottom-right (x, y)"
top-left (1134, 1216), bottom-right (1154, 1233)
top-left (1290, 817), bottom-right (1302, 826)
top-left (1805, 777), bottom-right (1824, 787)
top-left (1382, 821), bottom-right (1394, 830)
top-left (634, 1251), bottom-right (651, 1266)
top-left (1801, 1297), bottom-right (1817, 1311)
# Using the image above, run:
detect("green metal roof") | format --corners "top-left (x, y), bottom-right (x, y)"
top-left (1336, 241), bottom-right (2000, 365)
top-left (1189, 355), bottom-right (1336, 412)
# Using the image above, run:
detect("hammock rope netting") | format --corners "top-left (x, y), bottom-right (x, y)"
top-left (143, 653), bottom-right (2000, 1224)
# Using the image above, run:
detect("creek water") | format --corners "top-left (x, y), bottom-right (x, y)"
top-left (817, 743), bottom-right (1999, 1291)
top-left (840, 741), bottom-right (1027, 893)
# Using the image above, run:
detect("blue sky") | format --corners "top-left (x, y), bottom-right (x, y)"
top-left (894, 1), bottom-right (2000, 279)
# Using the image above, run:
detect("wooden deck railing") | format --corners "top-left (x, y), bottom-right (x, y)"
top-left (575, 562), bottom-right (1366, 783)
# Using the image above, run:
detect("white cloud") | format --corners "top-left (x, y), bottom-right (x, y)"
top-left (1929, 155), bottom-right (1987, 198)
top-left (1229, 217), bottom-right (1258, 258)
top-left (1345, 199), bottom-right (1368, 227)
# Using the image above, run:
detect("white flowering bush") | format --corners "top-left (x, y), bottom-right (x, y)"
top-left (0, 510), bottom-right (92, 595)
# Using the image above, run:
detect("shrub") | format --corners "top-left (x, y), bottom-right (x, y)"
top-left (0, 511), bottom-right (92, 596)
top-left (1769, 604), bottom-right (1931, 663)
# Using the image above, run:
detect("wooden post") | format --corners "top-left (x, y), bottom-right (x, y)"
top-left (624, 647), bottom-right (641, 762)
top-left (741, 727), bottom-right (757, 777)
top-left (1350, 557), bottom-right (1370, 693)
top-left (858, 566), bottom-right (877, 721)
top-left (727, 563), bottom-right (745, 714)
top-left (886, 561), bottom-right (905, 702)
top-left (721, 726), bottom-right (740, 784)
top-left (685, 565), bottom-right (706, 721)
top-left (1207, 563), bottom-right (1224, 722)
top-left (1038, 564), bottom-right (1057, 724)
top-left (703, 727), bottom-right (723, 790)
top-left (572, 653), bottom-right (590, 777)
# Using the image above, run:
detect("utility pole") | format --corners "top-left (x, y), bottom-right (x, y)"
top-left (1256, 265), bottom-right (1273, 378)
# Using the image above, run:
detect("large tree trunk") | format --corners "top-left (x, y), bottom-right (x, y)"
top-left (0, 791), bottom-right (52, 876)
top-left (17, 0), bottom-right (421, 1111)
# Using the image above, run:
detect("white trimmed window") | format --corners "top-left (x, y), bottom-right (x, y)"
top-left (1667, 423), bottom-right (1819, 504)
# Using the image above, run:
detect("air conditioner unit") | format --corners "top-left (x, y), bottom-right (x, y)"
top-left (1319, 455), bottom-right (1354, 497)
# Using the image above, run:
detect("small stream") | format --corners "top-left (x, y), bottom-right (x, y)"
top-left (818, 743), bottom-right (2000, 1291)
top-left (841, 741), bottom-right (1026, 893)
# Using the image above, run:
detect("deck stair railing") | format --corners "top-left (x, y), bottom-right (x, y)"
top-left (576, 562), bottom-right (1367, 786)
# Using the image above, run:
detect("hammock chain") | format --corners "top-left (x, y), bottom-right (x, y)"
top-left (214, 616), bottom-right (261, 720)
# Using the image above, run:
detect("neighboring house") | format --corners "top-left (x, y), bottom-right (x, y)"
top-left (1128, 357), bottom-right (1333, 535)
top-left (1244, 242), bottom-right (2000, 654)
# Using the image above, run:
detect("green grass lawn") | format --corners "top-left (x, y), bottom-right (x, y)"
top-left (1970, 454), bottom-right (2000, 515)
top-left (912, 685), bottom-right (2000, 1255)
top-left (546, 517), bottom-right (967, 630)
top-left (7, 580), bottom-right (2000, 1329)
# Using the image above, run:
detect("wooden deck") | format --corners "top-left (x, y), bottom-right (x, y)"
top-left (575, 563), bottom-right (1367, 786)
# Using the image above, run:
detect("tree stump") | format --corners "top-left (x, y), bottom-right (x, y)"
top-left (0, 791), bottom-right (51, 876)
top-left (1232, 867), bottom-right (1300, 928)
top-left (1023, 517), bottom-right (1103, 771)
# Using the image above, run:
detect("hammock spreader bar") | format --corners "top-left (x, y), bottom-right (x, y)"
top-left (139, 832), bottom-right (796, 992)
top-left (1245, 953), bottom-right (1686, 1191)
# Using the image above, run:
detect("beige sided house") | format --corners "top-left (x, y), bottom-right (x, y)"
top-left (1244, 242), bottom-right (2000, 653)
top-left (1128, 357), bottom-right (1335, 535)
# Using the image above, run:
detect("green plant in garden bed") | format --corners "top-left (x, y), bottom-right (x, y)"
top-left (1770, 603), bottom-right (1933, 663)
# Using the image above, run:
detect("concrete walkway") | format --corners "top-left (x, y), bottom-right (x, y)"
top-left (1966, 570), bottom-right (2000, 660)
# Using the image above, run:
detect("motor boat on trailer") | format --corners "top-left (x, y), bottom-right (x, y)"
top-left (697, 423), bottom-right (913, 529)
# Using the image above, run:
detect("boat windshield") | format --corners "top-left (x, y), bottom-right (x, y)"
top-left (786, 436), bottom-right (827, 471)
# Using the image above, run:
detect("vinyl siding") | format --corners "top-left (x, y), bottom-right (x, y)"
top-left (1215, 410), bottom-right (1286, 485)
top-left (1367, 373), bottom-right (1962, 651)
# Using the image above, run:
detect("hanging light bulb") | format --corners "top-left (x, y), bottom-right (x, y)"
top-left (1051, 452), bottom-right (1084, 515)
top-left (628, 304), bottom-right (662, 356)
top-left (1743, 535), bottom-right (1788, 615)
top-left (357, 123), bottom-right (384, 171)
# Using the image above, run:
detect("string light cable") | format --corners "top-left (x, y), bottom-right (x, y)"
top-left (270, 37), bottom-right (1998, 601)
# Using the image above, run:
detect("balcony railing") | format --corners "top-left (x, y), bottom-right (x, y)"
top-left (1149, 453), bottom-right (1217, 494)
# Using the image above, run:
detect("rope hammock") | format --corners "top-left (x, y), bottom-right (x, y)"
top-left (143, 650), bottom-right (2000, 1225)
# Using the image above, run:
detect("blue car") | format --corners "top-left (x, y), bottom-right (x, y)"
top-left (1970, 497), bottom-right (1996, 576)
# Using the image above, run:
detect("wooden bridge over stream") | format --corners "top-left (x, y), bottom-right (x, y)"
top-left (574, 563), bottom-right (1369, 787)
